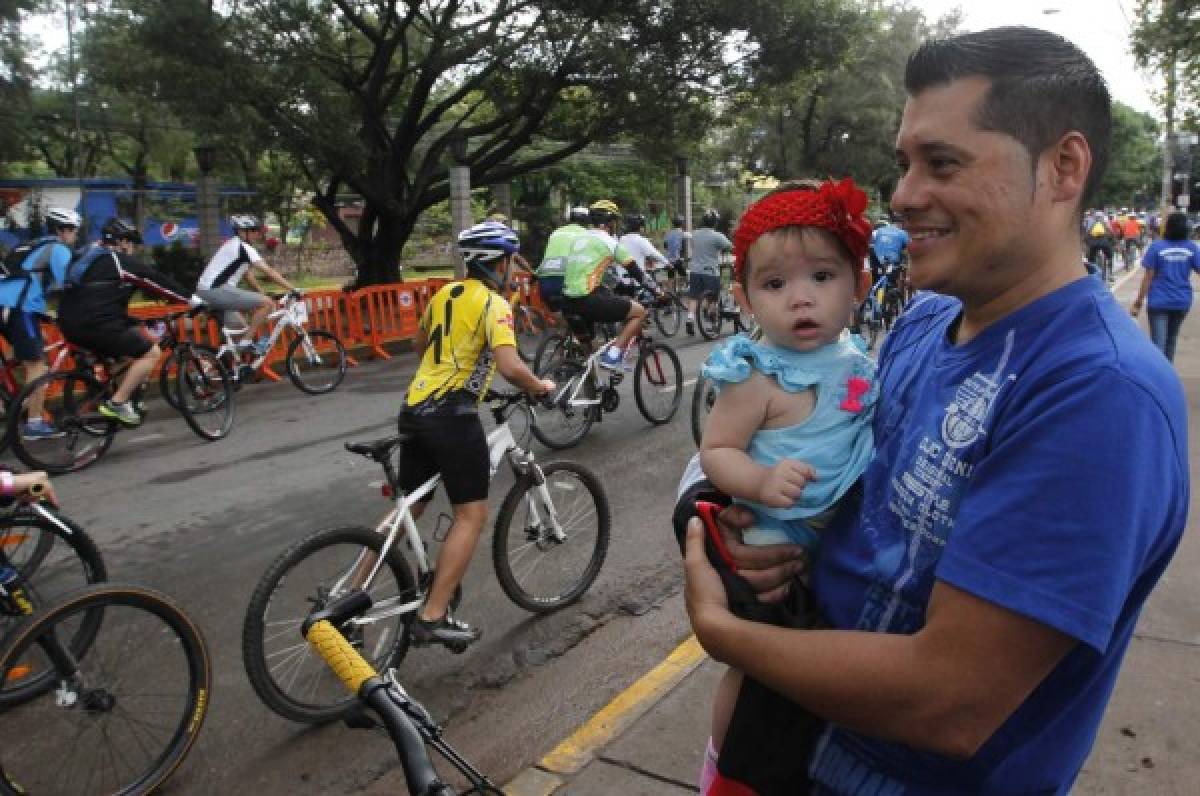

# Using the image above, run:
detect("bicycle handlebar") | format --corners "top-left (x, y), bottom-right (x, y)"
top-left (303, 610), bottom-right (456, 796)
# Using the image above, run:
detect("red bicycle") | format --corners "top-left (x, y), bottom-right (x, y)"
top-left (0, 336), bottom-right (73, 454)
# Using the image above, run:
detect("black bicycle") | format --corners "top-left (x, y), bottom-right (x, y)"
top-left (302, 589), bottom-right (501, 795)
top-left (7, 308), bottom-right (235, 474)
top-left (0, 581), bottom-right (211, 795)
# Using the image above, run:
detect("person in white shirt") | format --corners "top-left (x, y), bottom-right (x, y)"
top-left (195, 215), bottom-right (296, 354)
top-left (619, 214), bottom-right (671, 287)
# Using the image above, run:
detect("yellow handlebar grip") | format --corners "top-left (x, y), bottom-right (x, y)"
top-left (306, 620), bottom-right (377, 694)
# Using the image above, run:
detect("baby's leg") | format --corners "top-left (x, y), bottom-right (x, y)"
top-left (711, 666), bottom-right (743, 755)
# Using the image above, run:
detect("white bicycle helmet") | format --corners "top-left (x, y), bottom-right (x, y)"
top-left (458, 221), bottom-right (520, 285)
top-left (45, 207), bottom-right (82, 231)
top-left (230, 214), bottom-right (262, 231)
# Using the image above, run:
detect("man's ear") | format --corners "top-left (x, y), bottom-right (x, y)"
top-left (1044, 130), bottom-right (1091, 206)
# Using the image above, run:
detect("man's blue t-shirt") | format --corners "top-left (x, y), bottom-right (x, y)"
top-left (1141, 238), bottom-right (1200, 311)
top-left (0, 238), bottom-right (72, 313)
top-left (871, 226), bottom-right (910, 264)
top-left (664, 228), bottom-right (687, 260)
top-left (808, 277), bottom-right (1188, 794)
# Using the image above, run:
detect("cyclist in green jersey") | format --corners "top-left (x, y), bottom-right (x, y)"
top-left (534, 207), bottom-right (590, 312)
top-left (400, 220), bottom-right (554, 648)
top-left (559, 199), bottom-right (650, 370)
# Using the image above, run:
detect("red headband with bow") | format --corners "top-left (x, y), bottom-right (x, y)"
top-left (732, 177), bottom-right (872, 281)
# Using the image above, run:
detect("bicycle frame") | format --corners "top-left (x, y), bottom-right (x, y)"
top-left (213, 295), bottom-right (310, 373)
top-left (342, 409), bottom-right (563, 628)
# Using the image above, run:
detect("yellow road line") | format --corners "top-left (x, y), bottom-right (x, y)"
top-left (538, 635), bottom-right (706, 775)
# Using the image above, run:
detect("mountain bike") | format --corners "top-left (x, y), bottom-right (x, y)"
top-left (855, 263), bottom-right (905, 352)
top-left (242, 391), bottom-right (611, 724)
top-left (506, 279), bottom-right (555, 363)
top-left (206, 290), bottom-right (348, 395)
top-left (7, 309), bottom-right (235, 474)
top-left (0, 338), bottom-right (75, 455)
top-left (697, 263), bottom-right (752, 340)
top-left (530, 315), bottom-right (683, 450)
top-left (302, 589), bottom-right (501, 794)
top-left (0, 582), bottom-right (211, 795)
top-left (0, 494), bottom-right (107, 705)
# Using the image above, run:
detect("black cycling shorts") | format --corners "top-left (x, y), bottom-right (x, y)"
top-left (61, 320), bottom-right (155, 360)
top-left (397, 411), bottom-right (490, 505)
top-left (559, 286), bottom-right (631, 324)
top-left (1, 309), bottom-right (45, 362)
top-left (687, 273), bottom-right (720, 300)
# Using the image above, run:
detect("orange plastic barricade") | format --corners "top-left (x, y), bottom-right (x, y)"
top-left (299, 290), bottom-right (359, 367)
top-left (356, 284), bottom-right (421, 360)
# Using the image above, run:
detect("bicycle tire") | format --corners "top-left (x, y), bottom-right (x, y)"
top-left (530, 359), bottom-right (595, 450)
top-left (242, 525), bottom-right (418, 724)
top-left (532, 333), bottom-right (568, 377)
top-left (492, 461), bottom-right (610, 613)
top-left (176, 345), bottom-right (235, 441)
top-left (158, 347), bottom-right (182, 411)
top-left (286, 329), bottom-right (347, 394)
top-left (857, 302), bottom-right (881, 351)
top-left (697, 292), bottom-right (723, 340)
top-left (653, 292), bottom-right (684, 337)
top-left (0, 583), bottom-right (210, 796)
top-left (514, 306), bottom-right (548, 363)
top-left (690, 375), bottom-right (717, 448)
top-left (633, 342), bottom-right (682, 424)
top-left (0, 381), bottom-right (14, 454)
top-left (0, 507), bottom-right (107, 706)
top-left (9, 370), bottom-right (116, 475)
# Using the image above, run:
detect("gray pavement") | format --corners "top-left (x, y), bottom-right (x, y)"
top-left (506, 268), bottom-right (1200, 795)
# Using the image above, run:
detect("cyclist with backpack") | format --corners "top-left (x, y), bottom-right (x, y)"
top-left (57, 218), bottom-right (190, 427)
top-left (534, 206), bottom-right (591, 313)
top-left (0, 207), bottom-right (80, 439)
top-left (1084, 211), bottom-right (1116, 280)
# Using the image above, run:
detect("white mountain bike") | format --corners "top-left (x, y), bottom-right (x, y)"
top-left (241, 390), bottom-right (611, 724)
top-left (206, 290), bottom-right (348, 394)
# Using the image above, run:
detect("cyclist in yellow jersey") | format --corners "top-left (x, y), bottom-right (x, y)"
top-left (400, 221), bottom-right (554, 648)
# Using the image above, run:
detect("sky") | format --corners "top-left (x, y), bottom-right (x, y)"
top-left (913, 0), bottom-right (1161, 117)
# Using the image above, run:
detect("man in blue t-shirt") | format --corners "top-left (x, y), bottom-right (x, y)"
top-left (679, 27), bottom-right (1187, 795)
top-left (0, 207), bottom-right (79, 439)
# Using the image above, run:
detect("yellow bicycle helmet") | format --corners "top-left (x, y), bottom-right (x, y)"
top-left (589, 199), bottom-right (620, 226)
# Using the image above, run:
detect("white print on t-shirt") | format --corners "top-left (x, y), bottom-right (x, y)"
top-left (876, 330), bottom-right (1017, 633)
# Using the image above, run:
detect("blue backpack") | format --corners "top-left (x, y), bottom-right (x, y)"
top-left (1, 235), bottom-right (61, 308)
top-left (63, 244), bottom-right (113, 291)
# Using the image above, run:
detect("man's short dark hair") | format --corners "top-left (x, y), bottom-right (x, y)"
top-left (904, 26), bottom-right (1112, 207)
top-left (1164, 212), bottom-right (1190, 242)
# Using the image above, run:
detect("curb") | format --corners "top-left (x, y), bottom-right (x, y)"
top-left (504, 636), bottom-right (707, 795)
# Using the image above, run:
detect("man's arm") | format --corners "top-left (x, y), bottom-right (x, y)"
top-left (686, 525), bottom-right (1075, 759)
top-left (252, 261), bottom-right (295, 292)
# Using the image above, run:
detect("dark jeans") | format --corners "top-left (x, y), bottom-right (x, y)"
top-left (1148, 308), bottom-right (1188, 363)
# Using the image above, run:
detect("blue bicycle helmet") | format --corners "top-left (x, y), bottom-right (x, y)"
top-left (458, 221), bottom-right (520, 286)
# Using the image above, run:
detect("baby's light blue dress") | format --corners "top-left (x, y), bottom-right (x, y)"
top-left (702, 335), bottom-right (878, 547)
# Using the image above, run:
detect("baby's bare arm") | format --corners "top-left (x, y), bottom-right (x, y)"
top-left (700, 375), bottom-right (773, 503)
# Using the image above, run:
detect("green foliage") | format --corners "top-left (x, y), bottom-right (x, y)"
top-left (1094, 102), bottom-right (1163, 208)
top-left (1132, 0), bottom-right (1200, 126)
top-left (148, 241), bottom-right (204, 290)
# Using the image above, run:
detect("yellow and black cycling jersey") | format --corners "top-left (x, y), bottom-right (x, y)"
top-left (404, 279), bottom-right (516, 414)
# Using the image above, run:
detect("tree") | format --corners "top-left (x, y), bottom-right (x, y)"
top-left (1, 1), bottom-right (38, 169)
top-left (1094, 102), bottom-right (1163, 208)
top-left (717, 2), bottom-right (960, 204)
top-left (117, 0), bottom-right (865, 285)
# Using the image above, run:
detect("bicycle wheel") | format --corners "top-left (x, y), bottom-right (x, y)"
top-left (0, 381), bottom-right (14, 454)
top-left (492, 461), bottom-right (610, 613)
top-left (731, 300), bottom-right (753, 334)
top-left (242, 525), bottom-right (418, 724)
top-left (697, 292), bottom-right (723, 340)
top-left (530, 359), bottom-right (596, 450)
top-left (0, 583), bottom-right (210, 796)
top-left (0, 507), bottom-right (107, 706)
top-left (514, 306), bottom-right (549, 363)
top-left (690, 375), bottom-right (717, 447)
top-left (856, 301), bottom-right (881, 351)
top-left (633, 342), bottom-right (682, 424)
top-left (653, 292), bottom-right (684, 337)
top-left (286, 329), bottom-right (348, 394)
top-left (158, 348), bottom-right (182, 411)
top-left (10, 370), bottom-right (116, 474)
top-left (175, 345), bottom-right (235, 441)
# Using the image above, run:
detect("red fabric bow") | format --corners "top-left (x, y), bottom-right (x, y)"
top-left (733, 177), bottom-right (872, 281)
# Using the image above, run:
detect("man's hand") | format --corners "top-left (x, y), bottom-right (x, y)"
top-left (684, 518), bottom-right (732, 643)
top-left (758, 459), bottom-right (817, 508)
top-left (710, 503), bottom-right (807, 602)
top-left (530, 378), bottom-right (555, 397)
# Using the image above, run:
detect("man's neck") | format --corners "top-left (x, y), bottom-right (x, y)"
top-left (954, 241), bottom-right (1088, 345)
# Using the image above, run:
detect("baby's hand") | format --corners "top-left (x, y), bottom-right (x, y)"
top-left (758, 459), bottom-right (817, 508)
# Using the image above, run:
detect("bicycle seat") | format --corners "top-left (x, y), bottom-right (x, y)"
top-left (345, 435), bottom-right (409, 461)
